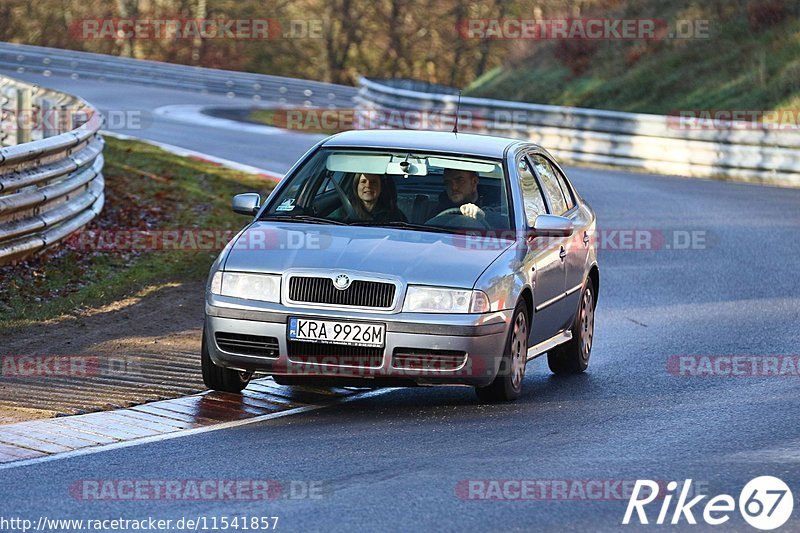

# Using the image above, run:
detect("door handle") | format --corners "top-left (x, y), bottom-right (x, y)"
top-left (583, 232), bottom-right (590, 245)
top-left (559, 246), bottom-right (567, 260)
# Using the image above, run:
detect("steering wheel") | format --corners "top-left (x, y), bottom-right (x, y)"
top-left (426, 207), bottom-right (493, 229)
top-left (432, 207), bottom-right (464, 218)
top-left (329, 174), bottom-right (358, 220)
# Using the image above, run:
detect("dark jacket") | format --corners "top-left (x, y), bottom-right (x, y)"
top-left (430, 192), bottom-right (508, 229)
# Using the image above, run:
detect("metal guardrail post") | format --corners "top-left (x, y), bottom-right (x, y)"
top-left (16, 87), bottom-right (32, 144)
top-left (0, 90), bottom-right (10, 147)
top-left (61, 104), bottom-right (74, 132)
top-left (41, 98), bottom-right (55, 137)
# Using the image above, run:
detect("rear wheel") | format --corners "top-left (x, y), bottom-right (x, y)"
top-left (475, 301), bottom-right (529, 403)
top-left (201, 328), bottom-right (252, 393)
top-left (547, 277), bottom-right (595, 374)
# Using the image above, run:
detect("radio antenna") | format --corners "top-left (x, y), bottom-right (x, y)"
top-left (452, 90), bottom-right (462, 134)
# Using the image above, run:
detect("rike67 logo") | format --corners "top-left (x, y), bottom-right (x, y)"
top-left (623, 477), bottom-right (794, 530)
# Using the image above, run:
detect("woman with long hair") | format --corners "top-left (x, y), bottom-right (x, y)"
top-left (332, 173), bottom-right (407, 223)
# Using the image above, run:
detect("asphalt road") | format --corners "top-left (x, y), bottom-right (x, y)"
top-left (2, 69), bottom-right (799, 532)
top-left (2, 71), bottom-right (324, 173)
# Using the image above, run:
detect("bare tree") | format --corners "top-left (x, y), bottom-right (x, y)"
top-left (115, 0), bottom-right (141, 57)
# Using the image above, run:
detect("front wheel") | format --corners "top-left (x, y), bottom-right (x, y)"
top-left (475, 301), bottom-right (529, 403)
top-left (201, 328), bottom-right (253, 393)
top-left (547, 277), bottom-right (596, 374)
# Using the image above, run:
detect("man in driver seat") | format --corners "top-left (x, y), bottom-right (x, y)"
top-left (434, 168), bottom-right (500, 222)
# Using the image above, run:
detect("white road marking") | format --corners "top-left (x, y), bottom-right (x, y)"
top-left (101, 131), bottom-right (284, 179)
top-left (0, 388), bottom-right (395, 471)
top-left (154, 104), bottom-right (287, 135)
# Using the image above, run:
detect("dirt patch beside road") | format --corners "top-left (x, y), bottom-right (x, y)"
top-left (0, 137), bottom-right (278, 425)
top-left (0, 280), bottom-right (206, 425)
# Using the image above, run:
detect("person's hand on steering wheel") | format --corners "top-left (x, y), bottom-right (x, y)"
top-left (460, 203), bottom-right (485, 220)
top-left (428, 206), bottom-right (492, 229)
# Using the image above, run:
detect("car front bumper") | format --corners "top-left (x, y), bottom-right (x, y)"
top-left (204, 296), bottom-right (513, 387)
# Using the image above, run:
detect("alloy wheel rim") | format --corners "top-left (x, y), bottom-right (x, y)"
top-left (581, 288), bottom-right (594, 361)
top-left (510, 313), bottom-right (528, 389)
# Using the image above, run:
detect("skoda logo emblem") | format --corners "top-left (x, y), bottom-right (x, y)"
top-left (333, 274), bottom-right (351, 290)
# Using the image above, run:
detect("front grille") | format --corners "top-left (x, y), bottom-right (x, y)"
top-left (288, 341), bottom-right (384, 368)
top-left (288, 276), bottom-right (395, 308)
top-left (392, 349), bottom-right (468, 371)
top-left (215, 333), bottom-right (280, 358)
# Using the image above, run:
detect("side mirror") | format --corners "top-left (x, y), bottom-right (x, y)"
top-left (232, 193), bottom-right (261, 216)
top-left (529, 214), bottom-right (574, 238)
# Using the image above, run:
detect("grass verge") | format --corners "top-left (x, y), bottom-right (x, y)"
top-left (466, 4), bottom-right (800, 115)
top-left (249, 108), bottom-right (343, 135)
top-left (0, 137), bottom-right (276, 331)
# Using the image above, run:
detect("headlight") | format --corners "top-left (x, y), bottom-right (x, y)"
top-left (402, 286), bottom-right (490, 313)
top-left (209, 271), bottom-right (280, 303)
top-left (209, 271), bottom-right (223, 294)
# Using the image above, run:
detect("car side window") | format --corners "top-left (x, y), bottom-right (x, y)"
top-left (531, 154), bottom-right (568, 216)
top-left (552, 165), bottom-right (575, 210)
top-left (517, 157), bottom-right (547, 227)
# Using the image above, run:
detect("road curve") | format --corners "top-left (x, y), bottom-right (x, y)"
top-left (2, 70), bottom-right (325, 173)
top-left (1, 66), bottom-right (799, 531)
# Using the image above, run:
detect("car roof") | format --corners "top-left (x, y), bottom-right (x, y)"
top-left (321, 129), bottom-right (531, 159)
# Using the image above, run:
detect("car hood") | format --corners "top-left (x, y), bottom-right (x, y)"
top-left (223, 222), bottom-right (513, 288)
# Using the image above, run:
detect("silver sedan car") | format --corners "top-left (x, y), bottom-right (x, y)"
top-left (202, 130), bottom-right (599, 402)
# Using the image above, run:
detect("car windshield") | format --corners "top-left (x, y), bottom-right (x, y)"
top-left (262, 149), bottom-right (512, 232)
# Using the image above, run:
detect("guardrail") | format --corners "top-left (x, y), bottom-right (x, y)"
top-left (0, 42), bottom-right (357, 108)
top-left (0, 41), bottom-right (361, 265)
top-left (357, 77), bottom-right (800, 187)
top-left (0, 74), bottom-right (104, 265)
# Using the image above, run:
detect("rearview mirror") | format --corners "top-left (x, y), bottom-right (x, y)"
top-left (232, 193), bottom-right (261, 216)
top-left (386, 161), bottom-right (428, 176)
top-left (529, 214), bottom-right (574, 238)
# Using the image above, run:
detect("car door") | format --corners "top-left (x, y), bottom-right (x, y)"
top-left (549, 159), bottom-right (591, 321)
top-left (529, 153), bottom-right (574, 338)
top-left (517, 154), bottom-right (567, 346)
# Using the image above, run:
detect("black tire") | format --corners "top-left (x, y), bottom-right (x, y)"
top-left (475, 300), bottom-right (529, 403)
top-left (201, 328), bottom-right (252, 393)
top-left (547, 277), bottom-right (596, 375)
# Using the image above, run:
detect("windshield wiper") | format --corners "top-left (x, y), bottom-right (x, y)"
top-left (353, 221), bottom-right (454, 234)
top-left (260, 214), bottom-right (347, 225)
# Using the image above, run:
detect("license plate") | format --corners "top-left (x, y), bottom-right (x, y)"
top-left (288, 318), bottom-right (385, 347)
